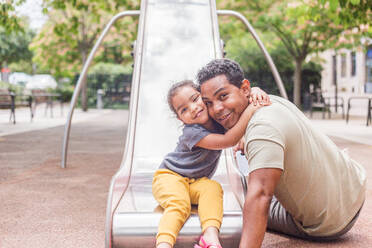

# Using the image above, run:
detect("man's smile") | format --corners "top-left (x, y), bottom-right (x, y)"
top-left (217, 112), bottom-right (232, 123)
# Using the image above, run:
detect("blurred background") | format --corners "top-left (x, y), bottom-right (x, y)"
top-left (0, 0), bottom-right (371, 111)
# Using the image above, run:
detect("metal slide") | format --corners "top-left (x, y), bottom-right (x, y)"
top-left (60, 0), bottom-right (287, 247)
top-left (105, 0), bottom-right (245, 247)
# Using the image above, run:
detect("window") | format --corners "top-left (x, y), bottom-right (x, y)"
top-left (351, 52), bottom-right (356, 76)
top-left (332, 55), bottom-right (337, 85)
top-left (366, 49), bottom-right (372, 93)
top-left (341, 53), bottom-right (346, 77)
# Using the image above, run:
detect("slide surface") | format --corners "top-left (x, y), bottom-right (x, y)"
top-left (107, 1), bottom-right (245, 247)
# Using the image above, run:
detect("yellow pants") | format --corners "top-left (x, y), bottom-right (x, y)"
top-left (152, 169), bottom-right (223, 247)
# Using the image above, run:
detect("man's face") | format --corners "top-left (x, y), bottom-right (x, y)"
top-left (201, 74), bottom-right (250, 129)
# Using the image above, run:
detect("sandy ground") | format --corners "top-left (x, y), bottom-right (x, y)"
top-left (0, 109), bottom-right (371, 248)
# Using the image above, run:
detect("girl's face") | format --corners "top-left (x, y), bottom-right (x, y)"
top-left (172, 86), bottom-right (210, 125)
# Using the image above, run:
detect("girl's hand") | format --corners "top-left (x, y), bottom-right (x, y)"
top-left (247, 98), bottom-right (264, 112)
top-left (249, 87), bottom-right (271, 106)
top-left (233, 137), bottom-right (245, 156)
top-left (240, 98), bottom-right (264, 123)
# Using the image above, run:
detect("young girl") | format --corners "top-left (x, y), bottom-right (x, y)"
top-left (152, 80), bottom-right (270, 248)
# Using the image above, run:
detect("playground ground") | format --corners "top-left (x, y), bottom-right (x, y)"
top-left (0, 104), bottom-right (371, 248)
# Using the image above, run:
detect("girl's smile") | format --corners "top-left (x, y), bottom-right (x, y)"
top-left (172, 86), bottom-right (210, 125)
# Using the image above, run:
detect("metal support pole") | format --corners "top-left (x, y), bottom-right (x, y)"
top-left (367, 98), bottom-right (371, 126)
top-left (335, 84), bottom-right (338, 113)
top-left (96, 89), bottom-right (104, 109)
top-left (217, 10), bottom-right (288, 99)
top-left (61, 11), bottom-right (140, 168)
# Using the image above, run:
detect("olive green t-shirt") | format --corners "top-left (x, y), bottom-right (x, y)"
top-left (244, 95), bottom-right (366, 236)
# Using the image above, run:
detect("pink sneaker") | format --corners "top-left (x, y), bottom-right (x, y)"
top-left (194, 236), bottom-right (222, 248)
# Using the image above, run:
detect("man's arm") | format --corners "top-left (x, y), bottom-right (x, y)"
top-left (240, 168), bottom-right (282, 248)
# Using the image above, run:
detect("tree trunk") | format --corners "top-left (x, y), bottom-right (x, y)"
top-left (293, 59), bottom-right (303, 107)
top-left (81, 50), bottom-right (88, 112)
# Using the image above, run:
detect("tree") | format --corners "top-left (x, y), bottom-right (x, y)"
top-left (0, 0), bottom-right (27, 81)
top-left (0, 0), bottom-right (25, 33)
top-left (217, 0), bottom-right (369, 106)
top-left (225, 33), bottom-right (322, 103)
top-left (0, 27), bottom-right (34, 81)
top-left (31, 0), bottom-right (139, 111)
top-left (321, 0), bottom-right (372, 27)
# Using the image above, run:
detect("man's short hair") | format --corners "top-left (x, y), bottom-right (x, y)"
top-left (196, 58), bottom-right (244, 87)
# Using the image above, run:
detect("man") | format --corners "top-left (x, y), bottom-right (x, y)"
top-left (197, 58), bottom-right (366, 248)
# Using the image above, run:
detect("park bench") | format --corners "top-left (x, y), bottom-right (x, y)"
top-left (104, 82), bottom-right (131, 105)
top-left (346, 96), bottom-right (372, 126)
top-left (310, 90), bottom-right (344, 119)
top-left (31, 89), bottom-right (62, 118)
top-left (0, 89), bottom-right (33, 124)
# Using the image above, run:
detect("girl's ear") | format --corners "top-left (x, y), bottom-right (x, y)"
top-left (240, 79), bottom-right (251, 97)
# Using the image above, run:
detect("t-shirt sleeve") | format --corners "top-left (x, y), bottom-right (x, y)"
top-left (244, 120), bottom-right (285, 173)
top-left (182, 125), bottom-right (211, 150)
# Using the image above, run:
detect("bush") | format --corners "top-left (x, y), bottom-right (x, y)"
top-left (55, 84), bottom-right (74, 103)
top-left (0, 80), bottom-right (25, 94)
top-left (88, 62), bottom-right (132, 75)
top-left (0, 81), bottom-right (9, 90)
top-left (74, 63), bottom-right (132, 108)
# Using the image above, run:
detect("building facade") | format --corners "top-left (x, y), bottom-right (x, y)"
top-left (320, 46), bottom-right (372, 95)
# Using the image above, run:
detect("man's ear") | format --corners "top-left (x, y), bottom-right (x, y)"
top-left (240, 79), bottom-right (251, 97)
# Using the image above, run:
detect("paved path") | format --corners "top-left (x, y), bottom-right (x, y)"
top-left (0, 108), bottom-right (370, 247)
top-left (0, 103), bottom-right (114, 137)
top-left (308, 112), bottom-right (372, 146)
top-left (0, 108), bottom-right (128, 248)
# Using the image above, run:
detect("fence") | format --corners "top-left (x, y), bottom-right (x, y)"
top-left (76, 73), bottom-right (132, 109)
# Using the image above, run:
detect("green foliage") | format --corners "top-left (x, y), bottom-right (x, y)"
top-left (321, 0), bottom-right (372, 27)
top-left (9, 60), bottom-right (33, 74)
top-left (73, 63), bottom-right (132, 108)
top-left (0, 81), bottom-right (10, 90)
top-left (0, 26), bottom-right (34, 67)
top-left (106, 102), bottom-right (129, 109)
top-left (85, 63), bottom-right (132, 95)
top-left (224, 36), bottom-right (322, 102)
top-left (217, 0), bottom-right (368, 105)
top-left (55, 83), bottom-right (74, 102)
top-left (0, 80), bottom-right (25, 94)
top-left (31, 0), bottom-right (139, 80)
top-left (44, 0), bottom-right (139, 11)
top-left (0, 0), bottom-right (25, 33)
top-left (88, 62), bottom-right (132, 75)
top-left (224, 33), bottom-right (293, 73)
